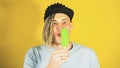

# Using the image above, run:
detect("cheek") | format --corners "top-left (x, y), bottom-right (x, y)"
top-left (65, 26), bottom-right (72, 34)
top-left (64, 25), bottom-right (71, 30)
top-left (52, 27), bottom-right (57, 34)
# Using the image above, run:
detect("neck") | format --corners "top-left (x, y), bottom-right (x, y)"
top-left (52, 42), bottom-right (73, 51)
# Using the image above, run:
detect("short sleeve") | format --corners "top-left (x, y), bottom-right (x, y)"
top-left (23, 47), bottom-right (37, 68)
top-left (88, 49), bottom-right (100, 68)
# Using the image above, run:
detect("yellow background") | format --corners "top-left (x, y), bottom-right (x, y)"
top-left (0, 0), bottom-right (120, 68)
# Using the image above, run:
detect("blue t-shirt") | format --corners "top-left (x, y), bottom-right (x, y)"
top-left (23, 42), bottom-right (100, 68)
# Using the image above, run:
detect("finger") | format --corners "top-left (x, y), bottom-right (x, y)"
top-left (56, 53), bottom-right (69, 57)
top-left (53, 50), bottom-right (68, 55)
top-left (63, 46), bottom-right (67, 50)
top-left (61, 56), bottom-right (68, 60)
top-left (59, 59), bottom-right (67, 64)
top-left (51, 52), bottom-right (69, 60)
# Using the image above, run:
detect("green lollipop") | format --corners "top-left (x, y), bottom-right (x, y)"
top-left (60, 28), bottom-right (69, 48)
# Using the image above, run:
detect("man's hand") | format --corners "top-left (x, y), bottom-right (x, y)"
top-left (46, 49), bottom-right (69, 68)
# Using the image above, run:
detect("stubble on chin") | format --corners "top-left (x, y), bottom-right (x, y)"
top-left (52, 36), bottom-right (61, 45)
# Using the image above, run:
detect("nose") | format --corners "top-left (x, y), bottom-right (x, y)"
top-left (56, 24), bottom-right (63, 31)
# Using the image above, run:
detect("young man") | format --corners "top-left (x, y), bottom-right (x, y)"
top-left (24, 3), bottom-right (100, 68)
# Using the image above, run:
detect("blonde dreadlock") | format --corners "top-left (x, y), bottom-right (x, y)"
top-left (42, 14), bottom-right (55, 47)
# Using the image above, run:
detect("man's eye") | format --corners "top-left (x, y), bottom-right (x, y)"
top-left (53, 23), bottom-right (57, 25)
top-left (63, 21), bottom-right (66, 24)
top-left (63, 21), bottom-right (67, 24)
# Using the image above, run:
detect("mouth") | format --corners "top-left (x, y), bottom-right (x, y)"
top-left (57, 33), bottom-right (61, 37)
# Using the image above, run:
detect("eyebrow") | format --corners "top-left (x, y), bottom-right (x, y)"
top-left (52, 18), bottom-right (69, 21)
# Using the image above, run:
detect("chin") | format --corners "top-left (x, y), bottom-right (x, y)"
top-left (56, 40), bottom-right (60, 44)
top-left (55, 38), bottom-right (61, 44)
top-left (53, 36), bottom-right (61, 44)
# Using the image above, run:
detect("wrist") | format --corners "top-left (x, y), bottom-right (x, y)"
top-left (46, 62), bottom-right (60, 68)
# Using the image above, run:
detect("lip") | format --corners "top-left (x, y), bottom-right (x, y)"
top-left (57, 33), bottom-right (61, 37)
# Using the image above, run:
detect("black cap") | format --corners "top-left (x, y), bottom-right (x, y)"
top-left (44, 3), bottom-right (74, 21)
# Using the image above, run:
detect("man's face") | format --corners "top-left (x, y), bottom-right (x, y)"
top-left (52, 13), bottom-right (73, 44)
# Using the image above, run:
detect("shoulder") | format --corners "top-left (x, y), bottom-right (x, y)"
top-left (25, 44), bottom-right (47, 57)
top-left (73, 42), bottom-right (97, 56)
top-left (73, 43), bottom-right (100, 67)
top-left (27, 44), bottom-right (46, 52)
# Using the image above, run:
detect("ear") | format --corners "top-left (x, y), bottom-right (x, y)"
top-left (70, 22), bottom-right (73, 30)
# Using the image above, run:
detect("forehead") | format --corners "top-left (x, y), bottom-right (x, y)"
top-left (53, 13), bottom-right (70, 21)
